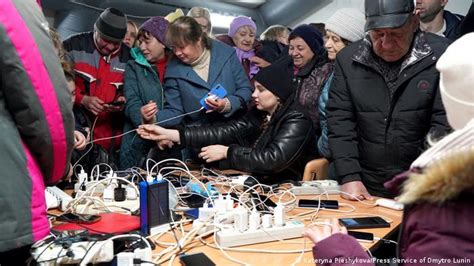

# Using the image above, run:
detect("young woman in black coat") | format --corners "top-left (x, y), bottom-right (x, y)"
top-left (137, 61), bottom-right (318, 184)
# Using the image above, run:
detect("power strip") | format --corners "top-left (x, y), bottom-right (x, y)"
top-left (215, 220), bottom-right (304, 247)
top-left (45, 186), bottom-right (73, 211)
top-left (31, 239), bottom-right (114, 264)
top-left (291, 180), bottom-right (340, 195)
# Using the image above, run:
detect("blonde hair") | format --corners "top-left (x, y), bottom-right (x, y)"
top-left (260, 25), bottom-right (289, 41)
top-left (48, 27), bottom-right (67, 60)
top-left (187, 7), bottom-right (212, 33)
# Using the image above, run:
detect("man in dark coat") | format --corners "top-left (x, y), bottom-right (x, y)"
top-left (327, 0), bottom-right (451, 199)
top-left (416, 0), bottom-right (464, 41)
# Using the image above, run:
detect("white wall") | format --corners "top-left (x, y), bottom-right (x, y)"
top-left (291, 0), bottom-right (472, 27)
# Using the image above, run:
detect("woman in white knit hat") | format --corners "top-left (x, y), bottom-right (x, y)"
top-left (318, 8), bottom-right (365, 158)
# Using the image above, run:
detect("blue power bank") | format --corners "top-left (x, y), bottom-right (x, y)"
top-left (200, 84), bottom-right (228, 110)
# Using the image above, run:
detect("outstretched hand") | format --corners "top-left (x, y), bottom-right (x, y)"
top-left (137, 124), bottom-right (180, 143)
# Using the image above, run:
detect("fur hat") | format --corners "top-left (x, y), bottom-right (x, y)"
top-left (436, 32), bottom-right (474, 130)
top-left (254, 59), bottom-right (295, 100)
top-left (326, 8), bottom-right (365, 42)
top-left (94, 8), bottom-right (127, 42)
top-left (228, 16), bottom-right (256, 37)
top-left (289, 24), bottom-right (324, 55)
top-left (140, 16), bottom-right (169, 46)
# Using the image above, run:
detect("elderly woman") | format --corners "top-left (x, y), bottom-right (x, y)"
top-left (216, 16), bottom-right (262, 79)
top-left (120, 16), bottom-right (170, 169)
top-left (318, 8), bottom-right (365, 158)
top-left (154, 16), bottom-right (252, 128)
top-left (288, 24), bottom-right (333, 141)
top-left (138, 61), bottom-right (317, 184)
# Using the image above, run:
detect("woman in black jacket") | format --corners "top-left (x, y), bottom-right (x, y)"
top-left (137, 61), bottom-right (317, 184)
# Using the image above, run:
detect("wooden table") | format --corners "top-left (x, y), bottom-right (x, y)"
top-left (151, 194), bottom-right (403, 265)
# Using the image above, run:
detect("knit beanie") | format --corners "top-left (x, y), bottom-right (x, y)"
top-left (254, 59), bottom-right (295, 100)
top-left (325, 8), bottom-right (365, 42)
top-left (436, 32), bottom-right (474, 130)
top-left (140, 16), bottom-right (169, 46)
top-left (94, 8), bottom-right (127, 42)
top-left (228, 16), bottom-right (256, 37)
top-left (289, 24), bottom-right (324, 55)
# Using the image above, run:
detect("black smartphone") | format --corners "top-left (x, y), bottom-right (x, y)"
top-left (347, 231), bottom-right (374, 242)
top-left (181, 193), bottom-right (207, 208)
top-left (57, 213), bottom-right (101, 224)
top-left (108, 100), bottom-right (125, 106)
top-left (250, 193), bottom-right (277, 212)
top-left (180, 252), bottom-right (215, 266)
top-left (339, 217), bottom-right (390, 229)
top-left (297, 199), bottom-right (339, 209)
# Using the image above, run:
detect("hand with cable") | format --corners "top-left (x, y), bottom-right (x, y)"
top-left (140, 100), bottom-right (158, 124)
top-left (137, 124), bottom-right (180, 149)
top-left (303, 218), bottom-right (347, 244)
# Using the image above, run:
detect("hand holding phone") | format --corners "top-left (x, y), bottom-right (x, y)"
top-left (200, 84), bottom-right (227, 110)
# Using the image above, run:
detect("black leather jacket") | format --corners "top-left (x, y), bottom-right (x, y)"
top-left (180, 103), bottom-right (317, 183)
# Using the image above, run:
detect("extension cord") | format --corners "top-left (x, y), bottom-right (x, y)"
top-left (31, 239), bottom-right (114, 265)
top-left (291, 180), bottom-right (340, 195)
top-left (45, 186), bottom-right (73, 211)
top-left (215, 220), bottom-right (305, 247)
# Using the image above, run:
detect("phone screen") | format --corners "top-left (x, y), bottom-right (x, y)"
top-left (57, 213), bottom-right (101, 224)
top-left (297, 199), bottom-right (339, 209)
top-left (339, 217), bottom-right (390, 229)
top-left (347, 231), bottom-right (374, 242)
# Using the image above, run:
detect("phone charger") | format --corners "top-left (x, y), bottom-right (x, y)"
top-left (376, 198), bottom-right (404, 210)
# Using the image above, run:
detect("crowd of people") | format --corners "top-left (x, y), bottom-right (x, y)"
top-left (1, 0), bottom-right (473, 264)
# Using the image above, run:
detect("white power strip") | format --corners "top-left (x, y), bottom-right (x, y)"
top-left (45, 186), bottom-right (73, 211)
top-left (291, 180), bottom-right (340, 195)
top-left (215, 220), bottom-right (305, 247)
top-left (31, 239), bottom-right (114, 265)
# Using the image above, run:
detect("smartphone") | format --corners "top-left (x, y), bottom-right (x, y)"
top-left (108, 100), bottom-right (125, 106)
top-left (180, 193), bottom-right (207, 208)
top-left (180, 252), bottom-right (215, 266)
top-left (339, 217), bottom-right (390, 229)
top-left (297, 199), bottom-right (339, 209)
top-left (200, 84), bottom-right (228, 110)
top-left (250, 193), bottom-right (277, 212)
top-left (56, 213), bottom-right (101, 224)
top-left (347, 231), bottom-right (374, 242)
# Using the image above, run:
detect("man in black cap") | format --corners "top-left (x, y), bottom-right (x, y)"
top-left (326, 0), bottom-right (451, 199)
top-left (63, 8), bottom-right (131, 166)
